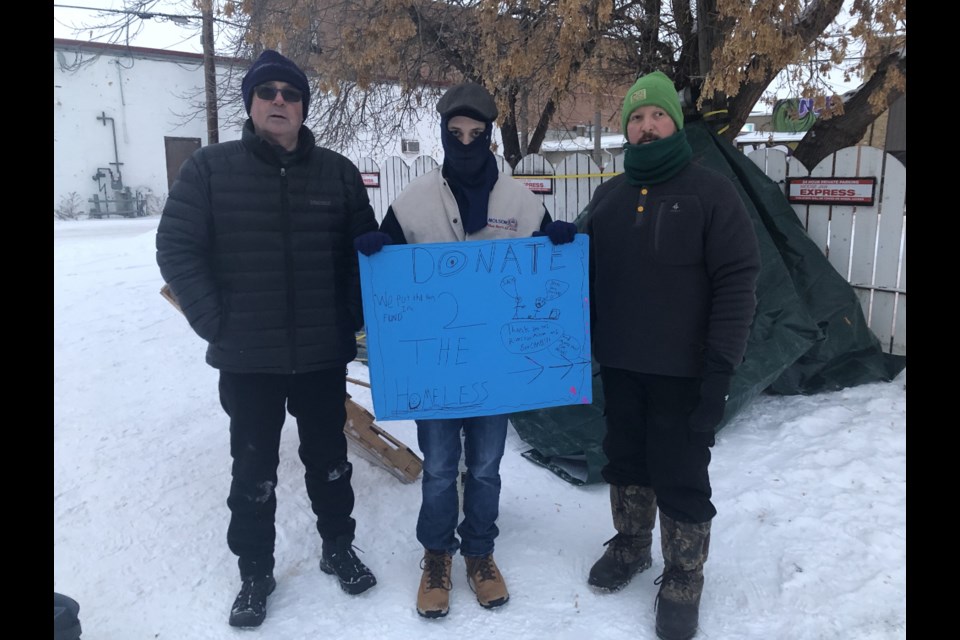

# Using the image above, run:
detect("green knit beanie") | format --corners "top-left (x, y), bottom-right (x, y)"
top-left (621, 71), bottom-right (684, 133)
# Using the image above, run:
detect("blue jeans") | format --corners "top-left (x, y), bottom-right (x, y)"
top-left (416, 415), bottom-right (508, 557)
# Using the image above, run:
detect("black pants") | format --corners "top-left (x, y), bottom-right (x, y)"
top-left (599, 366), bottom-right (716, 524)
top-left (219, 369), bottom-right (355, 577)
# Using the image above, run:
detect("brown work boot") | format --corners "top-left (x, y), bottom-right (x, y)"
top-left (416, 549), bottom-right (452, 618)
top-left (465, 554), bottom-right (509, 609)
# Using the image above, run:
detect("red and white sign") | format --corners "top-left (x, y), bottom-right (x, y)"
top-left (360, 172), bottom-right (381, 188)
top-left (514, 176), bottom-right (553, 195)
top-left (786, 177), bottom-right (876, 206)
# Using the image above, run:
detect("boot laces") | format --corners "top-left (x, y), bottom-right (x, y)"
top-left (655, 566), bottom-right (694, 586)
top-left (654, 565), bottom-right (698, 607)
top-left (236, 579), bottom-right (257, 609)
top-left (471, 555), bottom-right (498, 582)
top-left (421, 552), bottom-right (451, 590)
top-left (233, 576), bottom-right (271, 612)
top-left (328, 544), bottom-right (368, 580)
top-left (603, 533), bottom-right (640, 561)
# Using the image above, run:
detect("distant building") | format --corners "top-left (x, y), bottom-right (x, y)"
top-left (54, 39), bottom-right (247, 216)
top-left (53, 39), bottom-right (444, 217)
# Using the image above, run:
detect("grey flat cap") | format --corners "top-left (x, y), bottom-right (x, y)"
top-left (436, 82), bottom-right (498, 121)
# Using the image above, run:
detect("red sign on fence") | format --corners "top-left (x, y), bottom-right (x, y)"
top-left (513, 175), bottom-right (554, 195)
top-left (785, 177), bottom-right (876, 206)
top-left (361, 172), bottom-right (381, 188)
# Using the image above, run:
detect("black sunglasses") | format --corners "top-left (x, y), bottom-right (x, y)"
top-left (254, 85), bottom-right (303, 103)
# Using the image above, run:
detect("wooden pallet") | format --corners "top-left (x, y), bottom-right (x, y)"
top-left (345, 393), bottom-right (422, 484)
top-left (159, 283), bottom-right (182, 312)
top-left (160, 284), bottom-right (422, 484)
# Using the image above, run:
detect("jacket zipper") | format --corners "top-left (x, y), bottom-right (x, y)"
top-left (280, 167), bottom-right (297, 373)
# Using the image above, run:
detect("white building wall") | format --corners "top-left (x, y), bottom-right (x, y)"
top-left (53, 41), bottom-right (467, 217)
top-left (54, 43), bottom-right (248, 215)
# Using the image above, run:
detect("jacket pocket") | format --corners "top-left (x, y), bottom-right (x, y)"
top-left (652, 196), bottom-right (704, 266)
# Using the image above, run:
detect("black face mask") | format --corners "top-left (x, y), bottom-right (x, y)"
top-left (441, 116), bottom-right (499, 234)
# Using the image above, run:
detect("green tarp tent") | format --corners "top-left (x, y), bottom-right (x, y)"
top-left (511, 117), bottom-right (906, 485)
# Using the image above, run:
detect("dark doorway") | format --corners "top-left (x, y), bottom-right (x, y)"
top-left (164, 137), bottom-right (202, 189)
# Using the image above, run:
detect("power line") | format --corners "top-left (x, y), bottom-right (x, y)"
top-left (53, 3), bottom-right (244, 27)
top-left (54, 3), bottom-right (197, 22)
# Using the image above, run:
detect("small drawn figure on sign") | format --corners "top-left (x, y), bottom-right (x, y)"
top-left (501, 275), bottom-right (568, 320)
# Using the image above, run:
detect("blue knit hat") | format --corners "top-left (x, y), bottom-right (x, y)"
top-left (241, 50), bottom-right (311, 118)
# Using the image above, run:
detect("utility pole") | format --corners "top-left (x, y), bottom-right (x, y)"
top-left (592, 56), bottom-right (605, 169)
top-left (519, 86), bottom-right (529, 157)
top-left (592, 105), bottom-right (602, 168)
top-left (201, 0), bottom-right (219, 144)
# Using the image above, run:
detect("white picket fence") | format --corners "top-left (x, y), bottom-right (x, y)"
top-left (356, 146), bottom-right (906, 356)
top-left (747, 146), bottom-right (906, 357)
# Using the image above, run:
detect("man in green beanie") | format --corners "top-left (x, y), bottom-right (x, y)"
top-left (582, 71), bottom-right (761, 640)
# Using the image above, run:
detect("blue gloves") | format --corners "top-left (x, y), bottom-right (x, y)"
top-left (354, 231), bottom-right (392, 256)
top-left (687, 373), bottom-right (732, 448)
top-left (533, 221), bottom-right (578, 245)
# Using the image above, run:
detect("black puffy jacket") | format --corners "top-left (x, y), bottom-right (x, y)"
top-left (156, 120), bottom-right (378, 373)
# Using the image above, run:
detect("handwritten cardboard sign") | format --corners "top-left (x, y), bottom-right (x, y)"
top-left (359, 235), bottom-right (592, 420)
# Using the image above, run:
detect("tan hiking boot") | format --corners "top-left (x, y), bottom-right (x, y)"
top-left (416, 549), bottom-right (453, 618)
top-left (465, 554), bottom-right (509, 609)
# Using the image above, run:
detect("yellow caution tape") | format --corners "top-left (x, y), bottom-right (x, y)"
top-left (512, 172), bottom-right (621, 179)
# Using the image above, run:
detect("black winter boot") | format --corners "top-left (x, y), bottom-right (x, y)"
top-left (228, 574), bottom-right (277, 628)
top-left (655, 512), bottom-right (711, 640)
top-left (320, 536), bottom-right (377, 595)
top-left (588, 485), bottom-right (657, 592)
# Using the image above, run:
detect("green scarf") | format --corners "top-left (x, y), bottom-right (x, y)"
top-left (622, 129), bottom-right (692, 185)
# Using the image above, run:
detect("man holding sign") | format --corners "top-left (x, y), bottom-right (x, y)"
top-left (354, 82), bottom-right (577, 618)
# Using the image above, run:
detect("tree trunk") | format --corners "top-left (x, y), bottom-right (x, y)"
top-left (500, 119), bottom-right (523, 168)
top-left (713, 0), bottom-right (846, 143)
top-left (792, 52), bottom-right (906, 170)
top-left (720, 73), bottom-right (772, 143)
top-left (525, 98), bottom-right (558, 159)
top-left (201, 0), bottom-right (219, 145)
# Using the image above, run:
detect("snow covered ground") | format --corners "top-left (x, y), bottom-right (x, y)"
top-left (54, 217), bottom-right (906, 639)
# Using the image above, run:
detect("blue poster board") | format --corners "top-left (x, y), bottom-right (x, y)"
top-left (359, 235), bottom-right (592, 420)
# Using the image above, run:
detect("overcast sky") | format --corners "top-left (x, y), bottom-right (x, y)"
top-left (54, 0), bottom-right (217, 54)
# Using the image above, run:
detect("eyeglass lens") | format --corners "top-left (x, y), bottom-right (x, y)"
top-left (254, 85), bottom-right (303, 102)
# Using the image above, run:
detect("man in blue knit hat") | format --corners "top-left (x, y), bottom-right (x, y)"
top-left (582, 70), bottom-right (761, 640)
top-left (158, 49), bottom-right (385, 628)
